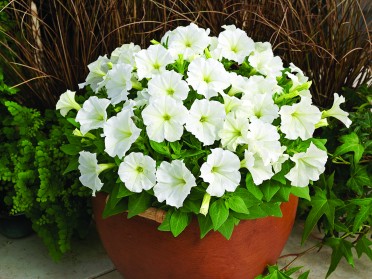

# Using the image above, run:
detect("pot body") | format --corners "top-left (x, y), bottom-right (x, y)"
top-left (0, 213), bottom-right (33, 239)
top-left (92, 193), bottom-right (298, 279)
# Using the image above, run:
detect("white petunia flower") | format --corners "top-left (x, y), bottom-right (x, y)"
top-left (110, 43), bottom-right (141, 65)
top-left (242, 75), bottom-right (281, 98)
top-left (135, 44), bottom-right (175, 80)
top-left (221, 93), bottom-right (252, 119)
top-left (104, 63), bottom-right (133, 105)
top-left (322, 93), bottom-right (352, 128)
top-left (248, 42), bottom-right (283, 78)
top-left (80, 55), bottom-right (110, 92)
top-left (245, 119), bottom-right (282, 166)
top-left (200, 148), bottom-right (241, 197)
top-left (103, 108), bottom-right (141, 158)
top-left (118, 152), bottom-right (156, 193)
top-left (154, 160), bottom-right (197, 208)
top-left (75, 96), bottom-right (111, 135)
top-left (133, 88), bottom-right (151, 108)
top-left (186, 57), bottom-right (230, 99)
top-left (219, 113), bottom-right (249, 151)
top-left (148, 70), bottom-right (189, 101)
top-left (243, 150), bottom-right (274, 185)
top-left (279, 97), bottom-right (322, 140)
top-left (141, 96), bottom-right (188, 142)
top-left (285, 143), bottom-right (328, 187)
top-left (228, 72), bottom-right (250, 95)
top-left (272, 146), bottom-right (289, 173)
top-left (78, 151), bottom-right (112, 196)
top-left (185, 99), bottom-right (226, 145)
top-left (216, 25), bottom-right (255, 64)
top-left (166, 23), bottom-right (211, 60)
top-left (245, 93), bottom-right (279, 124)
top-left (56, 90), bottom-right (81, 117)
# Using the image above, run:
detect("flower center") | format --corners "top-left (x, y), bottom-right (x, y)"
top-left (153, 62), bottom-right (161, 70)
top-left (231, 45), bottom-right (238, 53)
top-left (185, 41), bottom-right (192, 48)
top-left (211, 166), bottom-right (219, 173)
top-left (136, 166), bottom-right (144, 173)
top-left (200, 115), bottom-right (208, 123)
top-left (163, 114), bottom-right (171, 121)
top-left (203, 75), bottom-right (211, 83)
top-left (166, 88), bottom-right (175, 96)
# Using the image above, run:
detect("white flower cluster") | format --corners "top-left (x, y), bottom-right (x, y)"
top-left (57, 23), bottom-right (351, 209)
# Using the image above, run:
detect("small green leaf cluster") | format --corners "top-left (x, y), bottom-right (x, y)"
top-left (300, 84), bottom-right (372, 277)
top-left (0, 97), bottom-right (91, 260)
top-left (256, 265), bottom-right (309, 279)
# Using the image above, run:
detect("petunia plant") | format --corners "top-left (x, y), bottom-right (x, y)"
top-left (56, 23), bottom-right (351, 239)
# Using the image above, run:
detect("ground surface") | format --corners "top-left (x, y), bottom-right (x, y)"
top-left (0, 221), bottom-right (371, 279)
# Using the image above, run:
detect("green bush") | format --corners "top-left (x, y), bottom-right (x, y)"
top-left (0, 76), bottom-right (91, 259)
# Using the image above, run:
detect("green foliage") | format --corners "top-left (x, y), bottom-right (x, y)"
top-left (0, 97), bottom-right (91, 260)
top-left (300, 84), bottom-right (372, 277)
top-left (256, 265), bottom-right (310, 279)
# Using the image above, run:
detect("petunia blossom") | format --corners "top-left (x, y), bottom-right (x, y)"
top-left (104, 63), bottom-right (133, 105)
top-left (56, 90), bottom-right (81, 117)
top-left (166, 23), bottom-right (211, 60)
top-left (185, 99), bottom-right (226, 145)
top-left (219, 113), bottom-right (249, 151)
top-left (279, 97), bottom-right (322, 140)
top-left (118, 152), bottom-right (156, 193)
top-left (79, 55), bottom-right (110, 92)
top-left (78, 151), bottom-right (113, 196)
top-left (186, 57), bottom-right (230, 99)
top-left (154, 160), bottom-right (197, 208)
top-left (322, 93), bottom-right (352, 128)
top-left (148, 70), bottom-right (189, 101)
top-left (135, 44), bottom-right (175, 80)
top-left (243, 150), bottom-right (274, 185)
top-left (75, 96), bottom-right (111, 135)
top-left (200, 148), bottom-right (241, 197)
top-left (216, 25), bottom-right (255, 64)
top-left (141, 96), bottom-right (188, 142)
top-left (103, 108), bottom-right (141, 158)
top-left (285, 143), bottom-right (328, 187)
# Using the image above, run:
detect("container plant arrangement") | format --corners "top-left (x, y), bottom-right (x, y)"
top-left (56, 23), bottom-right (352, 278)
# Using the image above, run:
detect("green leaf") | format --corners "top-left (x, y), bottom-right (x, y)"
top-left (117, 183), bottom-right (135, 199)
top-left (181, 199), bottom-right (201, 214)
top-left (150, 140), bottom-right (170, 156)
top-left (226, 195), bottom-right (249, 214)
top-left (170, 141), bottom-right (182, 155)
top-left (298, 270), bottom-right (310, 279)
top-left (170, 210), bottom-right (190, 237)
top-left (261, 180), bottom-right (280, 202)
top-left (63, 158), bottom-right (78, 175)
top-left (291, 186), bottom-right (310, 201)
top-left (127, 191), bottom-right (152, 218)
top-left (246, 173), bottom-right (263, 200)
top-left (66, 117), bottom-right (80, 128)
top-left (352, 202), bottom-right (372, 232)
top-left (209, 199), bottom-right (229, 230)
top-left (102, 197), bottom-right (128, 218)
top-left (234, 187), bottom-right (261, 208)
top-left (302, 188), bottom-right (336, 243)
top-left (334, 132), bottom-right (364, 163)
top-left (60, 144), bottom-right (81, 155)
top-left (355, 235), bottom-right (372, 260)
top-left (273, 185), bottom-right (292, 202)
top-left (197, 214), bottom-right (213, 238)
top-left (217, 215), bottom-right (236, 240)
top-left (158, 210), bottom-right (173, 232)
top-left (325, 238), bottom-right (354, 278)
top-left (346, 164), bottom-right (371, 194)
top-left (260, 202), bottom-right (282, 217)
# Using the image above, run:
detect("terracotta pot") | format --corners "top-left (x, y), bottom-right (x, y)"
top-left (92, 193), bottom-right (298, 279)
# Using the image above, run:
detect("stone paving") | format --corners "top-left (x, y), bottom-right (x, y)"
top-left (0, 221), bottom-right (371, 279)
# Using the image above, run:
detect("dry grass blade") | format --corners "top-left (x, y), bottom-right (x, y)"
top-left (0, 0), bottom-right (370, 108)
